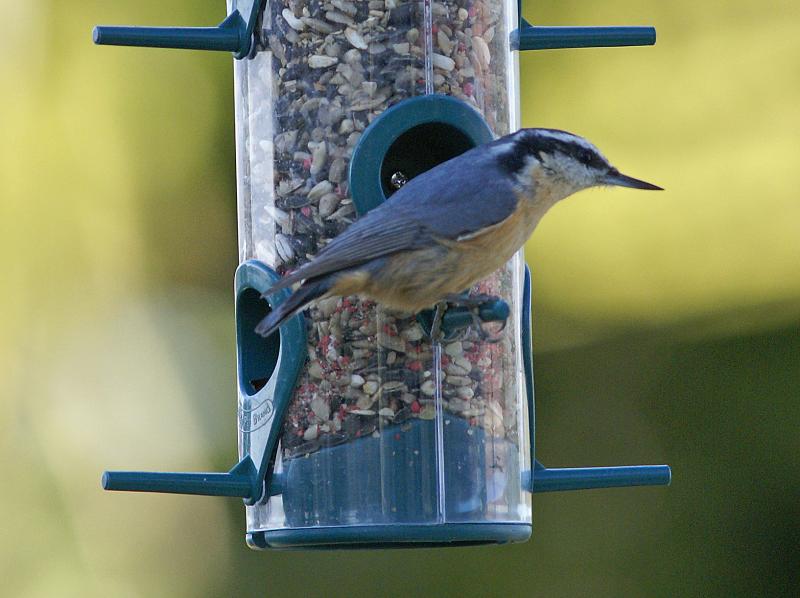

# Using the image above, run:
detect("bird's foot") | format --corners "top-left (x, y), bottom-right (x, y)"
top-left (429, 300), bottom-right (449, 343)
top-left (419, 294), bottom-right (509, 343)
top-left (471, 312), bottom-right (507, 344)
top-left (443, 293), bottom-right (508, 343)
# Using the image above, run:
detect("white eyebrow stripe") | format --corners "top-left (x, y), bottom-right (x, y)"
top-left (536, 129), bottom-right (593, 150)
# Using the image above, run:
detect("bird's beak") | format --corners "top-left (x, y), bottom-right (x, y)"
top-left (602, 169), bottom-right (663, 191)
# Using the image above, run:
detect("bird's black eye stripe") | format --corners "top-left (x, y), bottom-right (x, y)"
top-left (576, 147), bottom-right (605, 169)
top-left (496, 130), bottom-right (607, 175)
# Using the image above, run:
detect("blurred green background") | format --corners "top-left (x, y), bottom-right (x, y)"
top-left (1, 1), bottom-right (798, 596)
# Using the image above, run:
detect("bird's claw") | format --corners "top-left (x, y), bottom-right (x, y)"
top-left (429, 300), bottom-right (448, 343)
top-left (438, 293), bottom-right (508, 343)
top-left (471, 311), bottom-right (507, 343)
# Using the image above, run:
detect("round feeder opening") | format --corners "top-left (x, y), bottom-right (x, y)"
top-left (236, 287), bottom-right (280, 396)
top-left (379, 122), bottom-right (475, 199)
top-left (349, 95), bottom-right (494, 215)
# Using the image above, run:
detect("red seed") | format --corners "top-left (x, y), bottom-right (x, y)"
top-left (411, 401), bottom-right (421, 413)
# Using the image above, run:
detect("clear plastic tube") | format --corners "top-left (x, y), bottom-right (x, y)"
top-left (232, 0), bottom-right (530, 536)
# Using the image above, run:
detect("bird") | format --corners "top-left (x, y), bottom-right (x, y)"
top-left (255, 128), bottom-right (662, 339)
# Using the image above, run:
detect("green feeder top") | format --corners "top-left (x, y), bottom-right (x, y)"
top-left (93, 0), bottom-right (655, 59)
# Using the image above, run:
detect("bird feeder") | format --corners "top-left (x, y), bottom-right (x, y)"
top-left (95, 0), bottom-right (670, 549)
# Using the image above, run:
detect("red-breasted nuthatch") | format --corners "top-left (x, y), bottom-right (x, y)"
top-left (256, 128), bottom-right (662, 338)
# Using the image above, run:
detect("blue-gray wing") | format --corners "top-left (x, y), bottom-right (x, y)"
top-left (266, 147), bottom-right (518, 292)
top-left (389, 146), bottom-right (519, 239)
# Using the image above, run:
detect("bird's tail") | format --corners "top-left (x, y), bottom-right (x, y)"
top-left (255, 277), bottom-right (332, 338)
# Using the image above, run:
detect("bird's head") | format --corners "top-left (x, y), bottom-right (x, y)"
top-left (495, 128), bottom-right (663, 201)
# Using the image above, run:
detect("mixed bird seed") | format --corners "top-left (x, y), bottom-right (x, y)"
top-left (234, 0), bottom-right (522, 460)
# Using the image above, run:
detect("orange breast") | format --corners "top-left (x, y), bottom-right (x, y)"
top-left (441, 191), bottom-right (538, 283)
top-left (323, 191), bottom-right (542, 312)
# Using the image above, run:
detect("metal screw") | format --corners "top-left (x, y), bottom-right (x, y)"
top-left (390, 171), bottom-right (408, 189)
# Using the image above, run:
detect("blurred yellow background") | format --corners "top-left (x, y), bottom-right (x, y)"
top-left (1, 1), bottom-right (798, 596)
